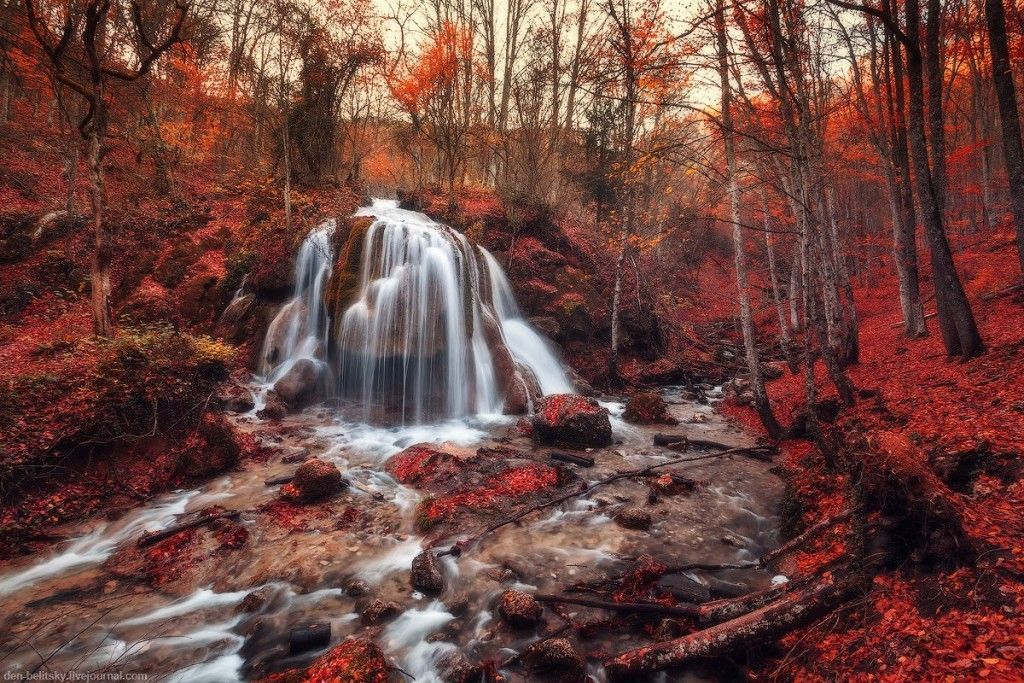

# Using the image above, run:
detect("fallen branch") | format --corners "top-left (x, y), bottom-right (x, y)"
top-left (758, 509), bottom-right (853, 567)
top-left (603, 566), bottom-right (870, 679)
top-left (535, 594), bottom-right (700, 619)
top-left (264, 474), bottom-right (294, 486)
top-left (551, 451), bottom-right (595, 467)
top-left (653, 434), bottom-right (776, 460)
top-left (980, 282), bottom-right (1024, 301)
top-left (472, 450), bottom-right (756, 545)
top-left (137, 511), bottom-right (241, 548)
top-left (889, 311), bottom-right (937, 328)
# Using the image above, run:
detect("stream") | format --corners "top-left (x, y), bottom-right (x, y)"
top-left (0, 200), bottom-right (783, 681)
top-left (0, 392), bottom-right (781, 681)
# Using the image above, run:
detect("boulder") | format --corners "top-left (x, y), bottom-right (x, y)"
top-left (532, 394), bottom-right (612, 449)
top-left (281, 458), bottom-right (345, 503)
top-left (525, 638), bottom-right (585, 682)
top-left (498, 589), bottom-right (543, 628)
top-left (257, 391), bottom-right (287, 420)
top-left (176, 412), bottom-right (241, 478)
top-left (614, 507), bottom-right (652, 530)
top-left (273, 358), bottom-right (321, 411)
top-left (623, 392), bottom-right (678, 425)
top-left (217, 382), bottom-right (254, 413)
top-left (261, 300), bottom-right (308, 369)
top-left (302, 638), bottom-right (392, 683)
top-left (361, 599), bottom-right (401, 624)
top-left (410, 550), bottom-right (445, 595)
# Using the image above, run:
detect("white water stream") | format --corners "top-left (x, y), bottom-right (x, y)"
top-left (0, 202), bottom-right (780, 682)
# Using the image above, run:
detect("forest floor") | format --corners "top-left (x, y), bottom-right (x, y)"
top-left (722, 232), bottom-right (1024, 680)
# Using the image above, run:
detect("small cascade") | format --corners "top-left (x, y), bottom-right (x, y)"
top-left (480, 250), bottom-right (573, 395)
top-left (260, 219), bottom-right (336, 384)
top-left (262, 200), bottom-right (573, 423)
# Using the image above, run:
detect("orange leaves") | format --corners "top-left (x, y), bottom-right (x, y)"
top-left (387, 21), bottom-right (473, 117)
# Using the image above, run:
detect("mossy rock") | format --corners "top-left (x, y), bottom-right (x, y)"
top-left (325, 216), bottom-right (373, 320)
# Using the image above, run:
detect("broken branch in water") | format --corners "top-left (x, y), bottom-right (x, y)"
top-left (652, 434), bottom-right (776, 460)
top-left (758, 509), bottom-right (853, 567)
top-left (535, 593), bottom-right (701, 618)
top-left (550, 451), bottom-right (595, 467)
top-left (137, 510), bottom-right (241, 548)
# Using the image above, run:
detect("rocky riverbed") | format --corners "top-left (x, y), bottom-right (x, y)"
top-left (0, 386), bottom-right (782, 682)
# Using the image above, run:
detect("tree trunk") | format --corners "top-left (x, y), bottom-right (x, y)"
top-left (718, 3), bottom-right (781, 437)
top-left (905, 0), bottom-right (984, 359)
top-left (764, 191), bottom-right (797, 372)
top-left (984, 0), bottom-right (1024, 271)
top-left (88, 113), bottom-right (113, 337)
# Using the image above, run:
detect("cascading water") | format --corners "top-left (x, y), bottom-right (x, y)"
top-left (481, 249), bottom-right (573, 395)
top-left (262, 199), bottom-right (572, 423)
top-left (260, 218), bottom-right (336, 384)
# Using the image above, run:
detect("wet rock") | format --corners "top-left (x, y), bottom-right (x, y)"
top-left (410, 550), bottom-right (445, 595)
top-left (498, 589), bottom-right (543, 628)
top-left (614, 507), bottom-right (652, 530)
top-left (217, 381), bottom-right (254, 413)
top-left (238, 588), bottom-right (270, 613)
top-left (437, 649), bottom-right (482, 683)
top-left (345, 578), bottom-right (371, 597)
top-left (531, 394), bottom-right (612, 449)
top-left (281, 458), bottom-right (345, 503)
top-left (361, 599), bottom-right (401, 624)
top-left (303, 637), bottom-right (391, 682)
top-left (257, 391), bottom-right (287, 421)
top-left (217, 292), bottom-right (255, 343)
top-left (288, 623), bottom-right (331, 655)
top-left (273, 358), bottom-right (321, 411)
top-left (623, 392), bottom-right (679, 425)
top-left (176, 412), bottom-right (241, 478)
top-left (525, 638), bottom-right (585, 682)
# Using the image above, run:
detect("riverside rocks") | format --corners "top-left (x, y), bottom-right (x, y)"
top-left (410, 550), bottom-right (445, 595)
top-left (623, 392), bottom-right (678, 425)
top-left (272, 357), bottom-right (321, 410)
top-left (531, 394), bottom-right (612, 449)
top-left (280, 458), bottom-right (345, 503)
top-left (525, 638), bottom-right (586, 682)
top-left (498, 589), bottom-right (543, 627)
top-left (615, 507), bottom-right (653, 530)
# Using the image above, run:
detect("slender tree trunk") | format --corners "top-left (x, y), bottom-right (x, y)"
top-left (88, 112), bottom-right (113, 337)
top-left (764, 191), bottom-right (797, 372)
top-left (902, 0), bottom-right (983, 359)
top-left (718, 0), bottom-right (781, 438)
top-left (984, 0), bottom-right (1024, 271)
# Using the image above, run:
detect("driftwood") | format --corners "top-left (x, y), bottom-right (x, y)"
top-left (137, 510), bottom-right (241, 547)
top-left (264, 474), bottom-right (294, 486)
top-left (603, 567), bottom-right (869, 679)
top-left (535, 594), bottom-right (700, 619)
top-left (550, 451), bottom-right (595, 467)
top-left (653, 434), bottom-right (776, 461)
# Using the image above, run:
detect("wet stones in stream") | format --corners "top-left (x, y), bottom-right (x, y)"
top-left (614, 506), bottom-right (653, 530)
top-left (280, 457), bottom-right (347, 503)
top-left (525, 638), bottom-right (586, 682)
top-left (531, 394), bottom-right (613, 449)
top-left (410, 549), bottom-right (445, 594)
top-left (384, 443), bottom-right (581, 536)
top-left (498, 589), bottom-right (543, 627)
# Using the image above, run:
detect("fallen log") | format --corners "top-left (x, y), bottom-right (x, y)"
top-left (264, 474), bottom-right (295, 486)
top-left (137, 510), bottom-right (241, 548)
top-left (551, 451), bottom-right (595, 467)
top-left (603, 568), bottom-right (866, 679)
top-left (535, 594), bottom-right (700, 619)
top-left (980, 282), bottom-right (1024, 301)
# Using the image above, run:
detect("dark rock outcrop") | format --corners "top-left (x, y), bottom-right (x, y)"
top-left (410, 550), bottom-right (445, 595)
top-left (623, 392), bottom-right (678, 425)
top-left (498, 589), bottom-right (543, 628)
top-left (281, 457), bottom-right (345, 503)
top-left (532, 394), bottom-right (612, 449)
top-left (525, 638), bottom-right (586, 682)
top-left (272, 358), bottom-right (321, 410)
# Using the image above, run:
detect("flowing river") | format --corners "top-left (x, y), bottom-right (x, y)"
top-left (0, 202), bottom-right (783, 682)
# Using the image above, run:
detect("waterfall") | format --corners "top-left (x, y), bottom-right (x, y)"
top-left (262, 200), bottom-right (572, 423)
top-left (480, 250), bottom-right (573, 396)
top-left (260, 219), bottom-right (335, 384)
